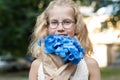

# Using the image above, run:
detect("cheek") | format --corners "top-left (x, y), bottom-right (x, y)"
top-left (67, 28), bottom-right (75, 37)
top-left (48, 28), bottom-right (56, 34)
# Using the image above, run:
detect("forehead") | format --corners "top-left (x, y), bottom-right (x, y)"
top-left (48, 6), bottom-right (75, 20)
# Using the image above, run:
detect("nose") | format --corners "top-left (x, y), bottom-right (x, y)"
top-left (57, 22), bottom-right (64, 32)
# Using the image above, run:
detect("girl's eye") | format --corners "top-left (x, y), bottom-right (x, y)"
top-left (63, 21), bottom-right (71, 25)
top-left (51, 21), bottom-right (58, 25)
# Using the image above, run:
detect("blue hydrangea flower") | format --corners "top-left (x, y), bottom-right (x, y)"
top-left (38, 34), bottom-right (85, 65)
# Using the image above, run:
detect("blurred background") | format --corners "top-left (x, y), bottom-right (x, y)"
top-left (0, 0), bottom-right (120, 80)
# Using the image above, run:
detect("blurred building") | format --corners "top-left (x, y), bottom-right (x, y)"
top-left (79, 2), bottom-right (120, 67)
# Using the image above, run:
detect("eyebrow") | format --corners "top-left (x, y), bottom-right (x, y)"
top-left (49, 19), bottom-right (75, 21)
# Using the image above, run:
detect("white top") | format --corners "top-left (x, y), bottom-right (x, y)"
top-left (70, 59), bottom-right (89, 80)
top-left (38, 59), bottom-right (89, 80)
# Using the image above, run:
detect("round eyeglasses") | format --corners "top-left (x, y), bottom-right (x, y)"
top-left (48, 19), bottom-right (75, 29)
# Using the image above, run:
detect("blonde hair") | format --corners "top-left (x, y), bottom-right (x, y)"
top-left (28, 0), bottom-right (93, 58)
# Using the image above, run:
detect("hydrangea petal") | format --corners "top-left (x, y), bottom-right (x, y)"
top-left (38, 34), bottom-right (85, 65)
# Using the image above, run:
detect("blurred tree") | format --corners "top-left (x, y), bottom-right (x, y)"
top-left (0, 0), bottom-right (119, 57)
top-left (0, 0), bottom-right (51, 57)
top-left (77, 0), bottom-right (120, 30)
top-left (95, 0), bottom-right (120, 30)
top-left (74, 0), bottom-right (92, 6)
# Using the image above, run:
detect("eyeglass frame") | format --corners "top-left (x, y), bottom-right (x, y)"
top-left (48, 19), bottom-right (75, 29)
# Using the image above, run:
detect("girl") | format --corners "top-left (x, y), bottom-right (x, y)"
top-left (28, 0), bottom-right (101, 80)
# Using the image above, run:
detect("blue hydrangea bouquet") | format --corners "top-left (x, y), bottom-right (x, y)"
top-left (38, 34), bottom-right (85, 65)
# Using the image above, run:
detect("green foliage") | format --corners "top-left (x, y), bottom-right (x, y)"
top-left (0, 0), bottom-right (50, 57)
top-left (74, 0), bottom-right (91, 6)
top-left (95, 0), bottom-right (120, 30)
top-left (1, 0), bottom-right (120, 57)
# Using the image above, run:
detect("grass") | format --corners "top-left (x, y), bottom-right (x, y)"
top-left (101, 67), bottom-right (120, 80)
top-left (0, 68), bottom-right (120, 80)
top-left (0, 78), bottom-right (27, 80)
top-left (0, 70), bottom-right (28, 80)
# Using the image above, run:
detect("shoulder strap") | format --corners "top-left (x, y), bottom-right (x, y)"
top-left (38, 62), bottom-right (45, 80)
